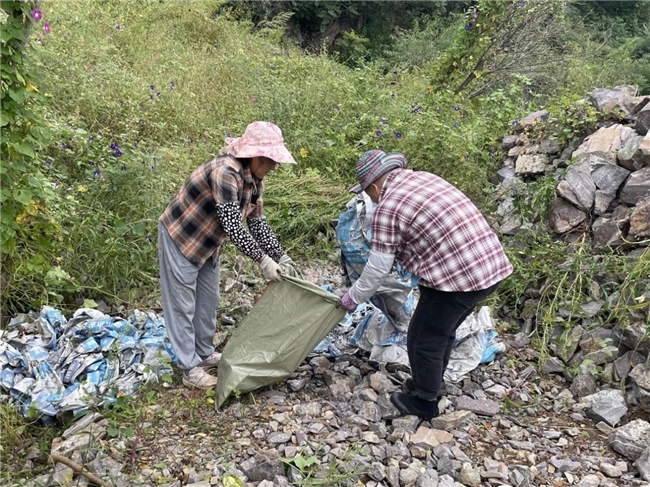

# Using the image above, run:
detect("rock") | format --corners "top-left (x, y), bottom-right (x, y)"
top-left (540, 138), bottom-right (561, 154)
top-left (458, 463), bottom-right (481, 487)
top-left (399, 466), bottom-right (420, 487)
top-left (550, 324), bottom-right (584, 363)
top-left (582, 389), bottom-right (628, 427)
top-left (620, 166), bottom-right (650, 206)
top-left (61, 412), bottom-right (104, 439)
top-left (608, 419), bottom-right (650, 461)
top-left (497, 166), bottom-right (516, 182)
top-left (599, 462), bottom-right (623, 477)
top-left (368, 372), bottom-right (398, 394)
top-left (628, 364), bottom-right (650, 390)
top-left (581, 345), bottom-right (619, 366)
top-left (286, 379), bottom-right (307, 392)
top-left (565, 159), bottom-right (596, 211)
top-left (590, 88), bottom-right (637, 117)
top-left (550, 455), bottom-right (582, 472)
top-left (579, 474), bottom-right (601, 487)
top-left (409, 426), bottom-right (451, 449)
top-left (454, 396), bottom-right (500, 416)
top-left (570, 373), bottom-right (598, 398)
top-left (589, 157), bottom-right (630, 194)
top-left (635, 100), bottom-right (650, 134)
top-left (572, 125), bottom-right (637, 165)
top-left (310, 356), bottom-right (332, 374)
top-left (521, 110), bottom-right (550, 128)
top-left (503, 135), bottom-right (519, 150)
top-left (613, 351), bottom-right (646, 381)
top-left (549, 198), bottom-right (587, 234)
top-left (634, 446), bottom-right (650, 482)
top-left (429, 410), bottom-right (476, 431)
top-left (50, 423), bottom-right (107, 456)
top-left (592, 206), bottom-right (632, 247)
top-left (640, 132), bottom-right (650, 160)
top-left (617, 132), bottom-right (646, 171)
top-left (515, 154), bottom-right (548, 175)
top-left (594, 189), bottom-right (616, 215)
top-left (629, 197), bottom-right (650, 238)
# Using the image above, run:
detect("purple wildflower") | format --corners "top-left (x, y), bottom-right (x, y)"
top-left (113, 149), bottom-right (123, 157)
top-left (394, 132), bottom-right (402, 139)
top-left (89, 160), bottom-right (95, 166)
top-left (45, 158), bottom-right (52, 166)
top-left (115, 24), bottom-right (121, 30)
top-left (226, 133), bottom-right (231, 138)
top-left (44, 22), bottom-right (51, 34)
top-left (454, 122), bottom-right (460, 128)
top-left (188, 137), bottom-right (194, 143)
top-left (321, 142), bottom-right (328, 147)
top-left (391, 92), bottom-right (396, 99)
top-left (375, 130), bottom-right (382, 137)
top-left (88, 135), bottom-right (95, 141)
top-left (412, 104), bottom-right (422, 114)
top-left (489, 151), bottom-right (496, 157)
top-left (149, 94), bottom-right (153, 100)
top-left (150, 85), bottom-right (155, 90)
top-left (169, 81), bottom-right (175, 89)
top-left (93, 169), bottom-right (101, 177)
top-left (464, 155), bottom-right (470, 161)
top-left (31, 9), bottom-right (43, 21)
top-left (146, 235), bottom-right (153, 244)
top-left (60, 142), bottom-right (67, 149)
top-left (511, 120), bottom-right (520, 126)
top-left (110, 142), bottom-right (120, 150)
top-left (121, 165), bottom-right (126, 171)
top-left (380, 118), bottom-right (387, 125)
top-left (489, 65), bottom-right (495, 71)
top-left (156, 92), bottom-right (161, 98)
top-left (355, 113), bottom-right (360, 119)
top-left (139, 119), bottom-right (145, 125)
top-left (334, 105), bottom-right (340, 112)
top-left (250, 96), bottom-right (257, 103)
top-left (453, 106), bottom-right (460, 112)
top-left (52, 180), bottom-right (60, 188)
top-left (464, 24), bottom-right (472, 30)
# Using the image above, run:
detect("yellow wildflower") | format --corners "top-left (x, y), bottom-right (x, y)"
top-left (77, 185), bottom-right (88, 193)
top-left (299, 148), bottom-right (308, 157)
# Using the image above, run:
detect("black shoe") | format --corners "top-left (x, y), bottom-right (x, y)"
top-left (390, 392), bottom-right (439, 421)
top-left (402, 378), bottom-right (447, 398)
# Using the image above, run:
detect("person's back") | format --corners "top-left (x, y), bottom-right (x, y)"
top-left (372, 168), bottom-right (512, 292)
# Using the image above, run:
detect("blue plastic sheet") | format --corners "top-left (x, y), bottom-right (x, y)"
top-left (0, 307), bottom-right (177, 422)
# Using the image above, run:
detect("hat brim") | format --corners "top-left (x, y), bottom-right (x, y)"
top-left (349, 183), bottom-right (363, 194)
top-left (229, 139), bottom-right (297, 164)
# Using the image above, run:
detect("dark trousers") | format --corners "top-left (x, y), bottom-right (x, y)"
top-left (407, 282), bottom-right (500, 400)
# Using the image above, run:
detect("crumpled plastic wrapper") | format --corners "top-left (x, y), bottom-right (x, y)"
top-left (0, 306), bottom-right (176, 424)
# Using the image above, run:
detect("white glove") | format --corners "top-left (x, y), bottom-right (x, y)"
top-left (258, 255), bottom-right (282, 282)
top-left (279, 254), bottom-right (300, 278)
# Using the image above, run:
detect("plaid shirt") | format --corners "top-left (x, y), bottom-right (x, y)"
top-left (372, 169), bottom-right (513, 292)
top-left (160, 155), bottom-right (264, 266)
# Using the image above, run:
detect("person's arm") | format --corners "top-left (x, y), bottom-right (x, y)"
top-left (340, 249), bottom-right (394, 311)
top-left (212, 165), bottom-right (281, 280)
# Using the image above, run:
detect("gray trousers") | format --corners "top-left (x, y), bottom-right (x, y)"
top-left (158, 221), bottom-right (220, 370)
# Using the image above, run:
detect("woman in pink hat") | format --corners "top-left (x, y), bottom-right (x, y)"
top-left (158, 121), bottom-right (299, 389)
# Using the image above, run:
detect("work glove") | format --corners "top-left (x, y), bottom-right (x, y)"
top-left (258, 255), bottom-right (282, 282)
top-left (336, 291), bottom-right (358, 313)
top-left (279, 254), bottom-right (301, 278)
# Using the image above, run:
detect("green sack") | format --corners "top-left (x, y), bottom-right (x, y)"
top-left (216, 275), bottom-right (345, 408)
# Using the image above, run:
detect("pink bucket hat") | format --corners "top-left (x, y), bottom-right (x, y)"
top-left (223, 121), bottom-right (296, 164)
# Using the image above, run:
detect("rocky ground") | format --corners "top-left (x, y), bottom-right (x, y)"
top-left (8, 262), bottom-right (650, 487)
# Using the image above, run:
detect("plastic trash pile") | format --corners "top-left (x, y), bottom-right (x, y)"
top-left (0, 306), bottom-right (176, 423)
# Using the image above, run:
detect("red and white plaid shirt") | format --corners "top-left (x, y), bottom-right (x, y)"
top-left (371, 169), bottom-right (513, 292)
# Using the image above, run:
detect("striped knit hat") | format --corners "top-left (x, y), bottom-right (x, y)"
top-left (349, 150), bottom-right (407, 193)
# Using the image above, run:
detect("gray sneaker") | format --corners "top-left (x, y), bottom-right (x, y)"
top-left (198, 351), bottom-right (222, 368)
top-left (182, 366), bottom-right (218, 389)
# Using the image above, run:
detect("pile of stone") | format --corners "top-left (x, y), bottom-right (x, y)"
top-left (20, 326), bottom-right (650, 487)
top-left (495, 85), bottom-right (650, 251)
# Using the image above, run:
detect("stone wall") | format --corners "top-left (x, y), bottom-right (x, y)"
top-left (495, 85), bottom-right (650, 251)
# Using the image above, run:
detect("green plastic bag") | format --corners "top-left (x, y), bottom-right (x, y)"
top-left (216, 275), bottom-right (345, 408)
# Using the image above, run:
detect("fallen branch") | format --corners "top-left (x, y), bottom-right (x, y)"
top-left (49, 453), bottom-right (106, 487)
